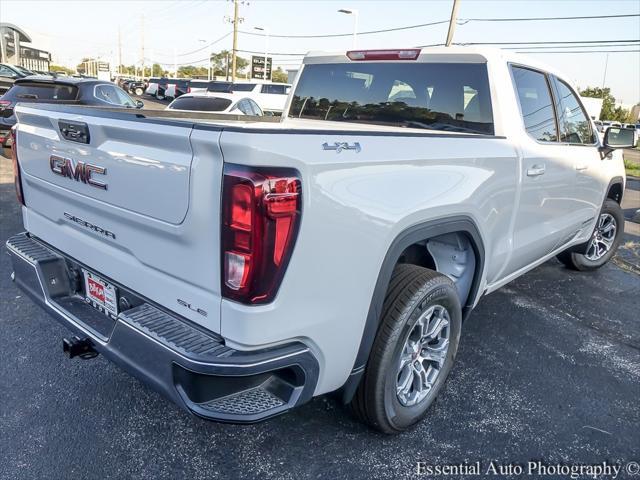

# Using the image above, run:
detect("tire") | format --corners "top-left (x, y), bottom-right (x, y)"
top-left (134, 87), bottom-right (143, 96)
top-left (557, 199), bottom-right (624, 271)
top-left (349, 264), bottom-right (462, 434)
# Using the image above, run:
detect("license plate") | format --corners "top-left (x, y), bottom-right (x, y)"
top-left (83, 270), bottom-right (118, 317)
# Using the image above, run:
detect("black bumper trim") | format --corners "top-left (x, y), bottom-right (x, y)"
top-left (6, 232), bottom-right (319, 423)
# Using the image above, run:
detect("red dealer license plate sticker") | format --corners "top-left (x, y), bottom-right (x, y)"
top-left (83, 270), bottom-right (118, 317)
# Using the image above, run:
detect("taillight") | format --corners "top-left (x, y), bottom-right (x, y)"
top-left (187, 86), bottom-right (191, 93)
top-left (0, 99), bottom-right (12, 111)
top-left (221, 164), bottom-right (302, 304)
top-left (346, 49), bottom-right (421, 61)
top-left (10, 126), bottom-right (25, 206)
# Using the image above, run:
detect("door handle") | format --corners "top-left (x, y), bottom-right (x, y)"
top-left (526, 165), bottom-right (546, 177)
top-left (575, 164), bottom-right (588, 171)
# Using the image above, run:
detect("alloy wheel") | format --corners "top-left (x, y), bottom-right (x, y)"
top-left (396, 305), bottom-right (451, 407)
top-left (585, 213), bottom-right (617, 261)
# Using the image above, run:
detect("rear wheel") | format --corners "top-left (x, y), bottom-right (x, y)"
top-left (134, 87), bottom-right (144, 96)
top-left (350, 264), bottom-right (461, 434)
top-left (557, 199), bottom-right (624, 271)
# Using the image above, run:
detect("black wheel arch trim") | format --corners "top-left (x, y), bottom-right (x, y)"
top-left (340, 215), bottom-right (485, 403)
top-left (567, 176), bottom-right (625, 254)
top-left (605, 176), bottom-right (625, 203)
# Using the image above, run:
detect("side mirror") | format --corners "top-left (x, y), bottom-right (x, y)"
top-left (135, 100), bottom-right (144, 109)
top-left (600, 126), bottom-right (636, 158)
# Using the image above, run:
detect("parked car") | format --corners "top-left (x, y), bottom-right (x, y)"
top-left (125, 80), bottom-right (147, 96)
top-left (185, 80), bottom-right (234, 96)
top-left (165, 93), bottom-right (263, 115)
top-left (0, 76), bottom-right (142, 155)
top-left (155, 78), bottom-right (171, 100)
top-left (0, 63), bottom-right (33, 95)
top-left (230, 81), bottom-right (291, 112)
top-left (145, 77), bottom-right (165, 97)
top-left (165, 79), bottom-right (190, 100)
top-left (624, 123), bottom-right (639, 146)
top-left (6, 47), bottom-right (634, 434)
top-left (593, 120), bottom-right (604, 132)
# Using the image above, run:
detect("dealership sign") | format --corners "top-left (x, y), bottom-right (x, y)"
top-left (251, 55), bottom-right (272, 80)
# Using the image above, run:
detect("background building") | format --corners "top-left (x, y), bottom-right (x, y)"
top-left (0, 23), bottom-right (51, 71)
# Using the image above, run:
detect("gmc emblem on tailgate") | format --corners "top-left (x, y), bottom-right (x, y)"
top-left (49, 155), bottom-right (107, 190)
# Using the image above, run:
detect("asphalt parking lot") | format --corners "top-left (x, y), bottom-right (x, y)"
top-left (1, 154), bottom-right (639, 480)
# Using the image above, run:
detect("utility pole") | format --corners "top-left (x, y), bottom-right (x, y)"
top-left (445, 0), bottom-right (461, 47)
top-left (231, 0), bottom-right (239, 82)
top-left (140, 14), bottom-right (145, 79)
top-left (118, 26), bottom-right (122, 75)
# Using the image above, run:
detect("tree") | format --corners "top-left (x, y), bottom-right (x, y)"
top-left (210, 51), bottom-right (249, 79)
top-left (177, 65), bottom-right (209, 78)
top-left (210, 51), bottom-right (231, 77)
top-left (271, 67), bottom-right (288, 83)
top-left (579, 86), bottom-right (630, 122)
top-left (49, 64), bottom-right (75, 75)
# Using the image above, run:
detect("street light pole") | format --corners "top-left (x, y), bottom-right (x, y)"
top-left (254, 26), bottom-right (270, 81)
top-left (338, 9), bottom-right (358, 48)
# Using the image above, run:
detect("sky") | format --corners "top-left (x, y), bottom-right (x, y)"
top-left (1, 0), bottom-right (639, 105)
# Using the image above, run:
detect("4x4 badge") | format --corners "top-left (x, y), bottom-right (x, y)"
top-left (322, 142), bottom-right (361, 153)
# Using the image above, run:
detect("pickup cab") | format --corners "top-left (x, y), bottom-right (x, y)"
top-left (6, 47), bottom-right (634, 433)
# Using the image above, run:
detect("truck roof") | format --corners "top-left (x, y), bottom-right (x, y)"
top-left (302, 46), bottom-right (565, 81)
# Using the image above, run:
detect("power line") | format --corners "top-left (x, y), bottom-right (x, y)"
top-left (434, 39), bottom-right (640, 47)
top-left (517, 49), bottom-right (640, 54)
top-left (459, 13), bottom-right (640, 23)
top-left (239, 20), bottom-right (450, 39)
top-left (237, 49), bottom-right (306, 56)
top-left (239, 13), bottom-right (639, 40)
top-left (156, 32), bottom-right (233, 58)
top-left (508, 42), bottom-right (640, 50)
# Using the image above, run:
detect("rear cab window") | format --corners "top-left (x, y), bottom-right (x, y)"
top-left (4, 82), bottom-right (79, 101)
top-left (288, 62), bottom-right (494, 134)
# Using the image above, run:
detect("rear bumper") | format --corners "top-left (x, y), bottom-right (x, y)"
top-left (6, 232), bottom-right (319, 423)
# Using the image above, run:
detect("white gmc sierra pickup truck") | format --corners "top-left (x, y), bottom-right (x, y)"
top-left (6, 47), bottom-right (635, 433)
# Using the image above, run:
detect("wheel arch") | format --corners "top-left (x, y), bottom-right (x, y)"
top-left (606, 176), bottom-right (624, 204)
top-left (340, 215), bottom-right (485, 403)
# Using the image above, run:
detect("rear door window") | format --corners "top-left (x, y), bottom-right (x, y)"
top-left (248, 99), bottom-right (263, 116)
top-left (289, 62), bottom-right (494, 134)
top-left (94, 84), bottom-right (135, 106)
top-left (511, 66), bottom-right (558, 142)
top-left (551, 76), bottom-right (596, 144)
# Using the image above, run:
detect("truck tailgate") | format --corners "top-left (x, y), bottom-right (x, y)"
top-left (14, 105), bottom-right (224, 332)
top-left (16, 105), bottom-right (192, 223)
